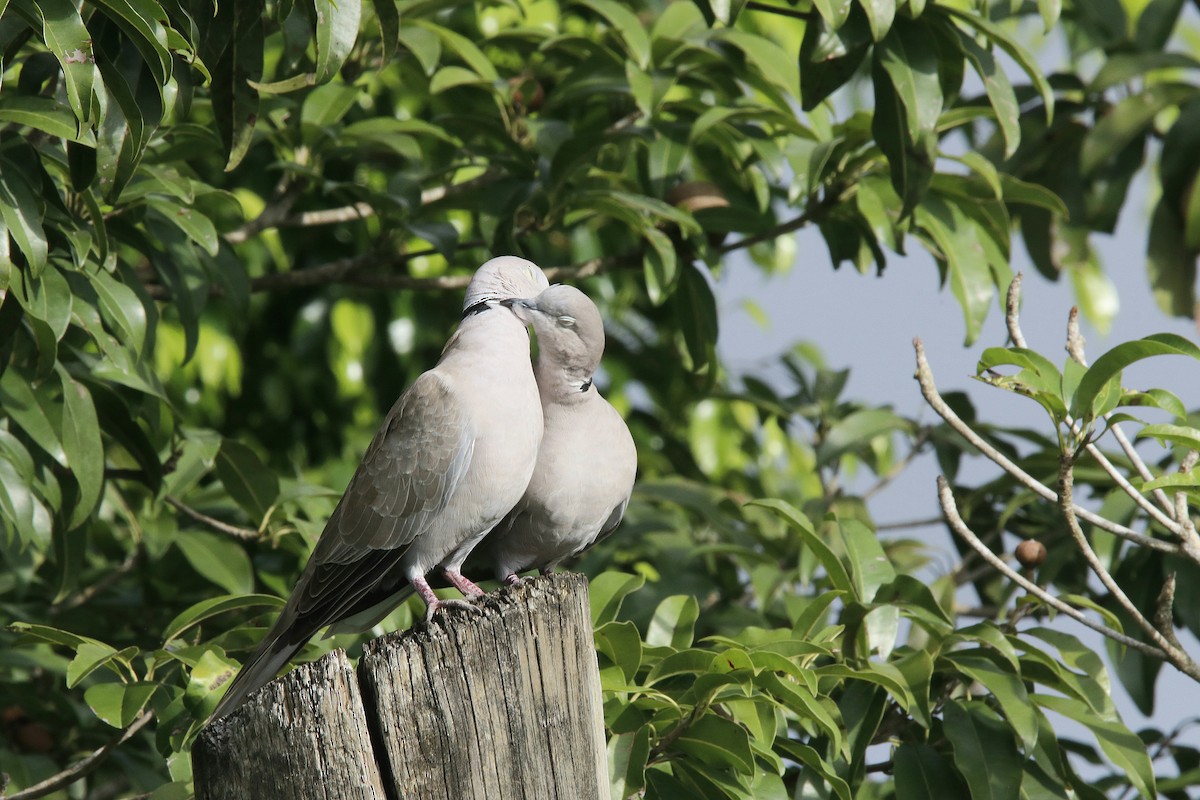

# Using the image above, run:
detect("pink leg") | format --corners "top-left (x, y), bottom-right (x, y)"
top-left (412, 576), bottom-right (481, 625)
top-left (504, 573), bottom-right (523, 586)
top-left (443, 569), bottom-right (486, 599)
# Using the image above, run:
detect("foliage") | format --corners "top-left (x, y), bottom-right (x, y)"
top-left (2, 0), bottom-right (1200, 798)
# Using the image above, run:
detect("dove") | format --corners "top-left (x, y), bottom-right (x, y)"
top-left (208, 256), bottom-right (549, 720)
top-left (481, 284), bottom-right (637, 583)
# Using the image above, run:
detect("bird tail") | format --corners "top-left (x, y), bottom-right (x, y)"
top-left (207, 627), bottom-right (305, 722)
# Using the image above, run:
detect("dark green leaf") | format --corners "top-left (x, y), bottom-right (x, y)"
top-left (174, 530), bottom-right (254, 595)
top-left (894, 743), bottom-right (966, 800)
top-left (1070, 334), bottom-right (1200, 421)
top-left (162, 593), bottom-right (286, 643)
top-left (943, 700), bottom-right (1022, 800)
top-left (59, 368), bottom-right (104, 529)
top-left (214, 438), bottom-right (279, 523)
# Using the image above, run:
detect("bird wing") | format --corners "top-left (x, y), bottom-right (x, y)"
top-left (292, 370), bottom-right (476, 621)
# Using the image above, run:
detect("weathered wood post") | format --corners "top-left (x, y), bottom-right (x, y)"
top-left (193, 573), bottom-right (608, 800)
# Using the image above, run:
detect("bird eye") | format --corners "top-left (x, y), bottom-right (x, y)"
top-left (557, 315), bottom-right (576, 328)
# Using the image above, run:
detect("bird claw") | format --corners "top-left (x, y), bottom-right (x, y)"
top-left (504, 573), bottom-right (532, 587)
top-left (423, 597), bottom-right (482, 626)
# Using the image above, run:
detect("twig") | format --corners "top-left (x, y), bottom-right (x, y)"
top-left (913, 338), bottom-right (1180, 555)
top-left (936, 477), bottom-right (1169, 658)
top-left (876, 516), bottom-right (946, 531)
top-left (1, 711), bottom-right (155, 800)
top-left (1058, 457), bottom-right (1200, 681)
top-left (1174, 451), bottom-right (1200, 559)
top-left (165, 496), bottom-right (260, 541)
top-left (50, 547), bottom-right (142, 614)
top-left (1005, 272), bottom-right (1026, 348)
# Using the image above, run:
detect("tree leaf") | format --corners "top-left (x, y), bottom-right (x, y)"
top-left (0, 95), bottom-right (97, 144)
top-left (955, 29), bottom-right (1020, 158)
top-left (1081, 83), bottom-right (1196, 176)
top-left (18, 0), bottom-right (98, 126)
top-left (944, 650), bottom-right (1038, 752)
top-left (84, 681), bottom-right (158, 728)
top-left (647, 594), bottom-right (700, 649)
top-left (1033, 694), bottom-right (1155, 799)
top-left (0, 161), bottom-right (48, 273)
top-left (589, 571), bottom-right (645, 625)
top-left (174, 530), bottom-right (254, 595)
top-left (815, 408), bottom-right (908, 468)
top-left (745, 499), bottom-right (853, 593)
top-left (1069, 334), bottom-right (1200, 421)
top-left (214, 438), bottom-right (279, 523)
top-left (162, 593), bottom-right (286, 643)
top-left (59, 368), bottom-right (104, 529)
top-left (894, 742), bottom-right (966, 800)
top-left (314, 0), bottom-right (361, 84)
top-left (943, 700), bottom-right (1022, 800)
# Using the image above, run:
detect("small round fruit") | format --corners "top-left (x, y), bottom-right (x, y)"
top-left (1015, 539), bottom-right (1047, 568)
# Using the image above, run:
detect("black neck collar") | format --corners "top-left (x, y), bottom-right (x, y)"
top-left (461, 300), bottom-right (491, 319)
top-left (580, 377), bottom-right (593, 393)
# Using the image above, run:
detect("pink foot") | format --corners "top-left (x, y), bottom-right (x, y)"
top-left (412, 576), bottom-right (481, 625)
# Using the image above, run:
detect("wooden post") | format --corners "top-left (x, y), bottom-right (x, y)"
top-left (192, 649), bottom-right (387, 800)
top-left (192, 573), bottom-right (609, 800)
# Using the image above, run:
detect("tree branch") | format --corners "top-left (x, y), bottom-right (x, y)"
top-left (2, 712), bottom-right (154, 800)
top-left (913, 338), bottom-right (1180, 555)
top-left (1057, 456), bottom-right (1200, 681)
top-left (936, 477), bottom-right (1170, 659)
top-left (165, 496), bottom-right (260, 541)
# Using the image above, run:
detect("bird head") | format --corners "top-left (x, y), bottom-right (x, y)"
top-left (502, 285), bottom-right (605, 389)
top-left (462, 256), bottom-right (550, 316)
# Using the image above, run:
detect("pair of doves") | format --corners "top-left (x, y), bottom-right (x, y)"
top-left (209, 256), bottom-right (637, 720)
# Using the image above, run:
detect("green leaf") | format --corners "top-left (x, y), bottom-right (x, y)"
top-left (85, 681), bottom-right (158, 728)
top-left (162, 594), bottom-right (286, 643)
top-left (943, 700), bottom-right (1022, 800)
top-left (66, 641), bottom-right (124, 688)
top-left (1147, 199), bottom-right (1196, 319)
top-left (147, 199), bottom-right (219, 257)
top-left (955, 29), bottom-right (1020, 158)
top-left (89, 268), bottom-right (149, 356)
top-left (590, 571), bottom-right (645, 625)
top-left (1037, 0), bottom-right (1062, 30)
top-left (815, 409), bottom-right (907, 467)
top-left (675, 715), bottom-right (755, 775)
top-left (195, 1), bottom-right (263, 170)
top-left (860, 0), bottom-right (896, 40)
top-left (673, 264), bottom-right (718, 376)
top-left (1136, 423), bottom-right (1200, 452)
top-left (89, 0), bottom-right (173, 86)
top-left (314, 0), bottom-right (361, 84)
top-left (1070, 334), bottom-right (1200, 421)
top-left (938, 6), bottom-right (1054, 123)
top-left (0, 96), bottom-right (97, 144)
top-left (175, 531), bottom-right (254, 595)
top-left (746, 499), bottom-right (852, 592)
top-left (647, 595), bottom-right (699, 649)
top-left (799, 7), bottom-right (871, 111)
top-left (373, 0), bottom-right (400, 64)
top-left (22, 0), bottom-right (98, 126)
top-left (642, 227), bottom-right (678, 306)
top-left (574, 0), bottom-right (651, 69)
top-left (944, 650), bottom-right (1038, 752)
top-left (875, 18), bottom-right (942, 143)
top-left (1033, 694), bottom-right (1155, 799)
top-left (608, 726), bottom-right (651, 798)
top-left (0, 162), bottom-right (48, 273)
top-left (915, 193), bottom-right (995, 344)
top-left (59, 369), bottom-right (104, 529)
top-left (812, 0), bottom-right (853, 28)
top-left (1081, 83), bottom-right (1196, 176)
top-left (594, 620), bottom-right (642, 683)
top-left (215, 438), bottom-right (279, 523)
top-left (894, 743), bottom-right (965, 800)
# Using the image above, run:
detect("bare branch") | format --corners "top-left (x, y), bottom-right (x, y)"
top-left (1058, 457), bottom-right (1200, 681)
top-left (913, 338), bottom-right (1180, 554)
top-left (2, 712), bottom-right (155, 800)
top-left (1005, 272), bottom-right (1026, 348)
top-left (1175, 451), bottom-right (1200, 559)
top-left (166, 496), bottom-right (260, 541)
top-left (937, 477), bottom-right (1169, 658)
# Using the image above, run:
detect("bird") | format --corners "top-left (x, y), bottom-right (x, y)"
top-left (479, 284), bottom-right (637, 584)
top-left (208, 255), bottom-right (550, 720)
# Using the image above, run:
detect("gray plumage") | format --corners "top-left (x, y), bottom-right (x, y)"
top-left (209, 256), bottom-right (550, 721)
top-left (482, 284), bottom-right (637, 582)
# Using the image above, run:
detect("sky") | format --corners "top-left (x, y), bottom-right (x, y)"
top-left (714, 155), bottom-right (1200, 751)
